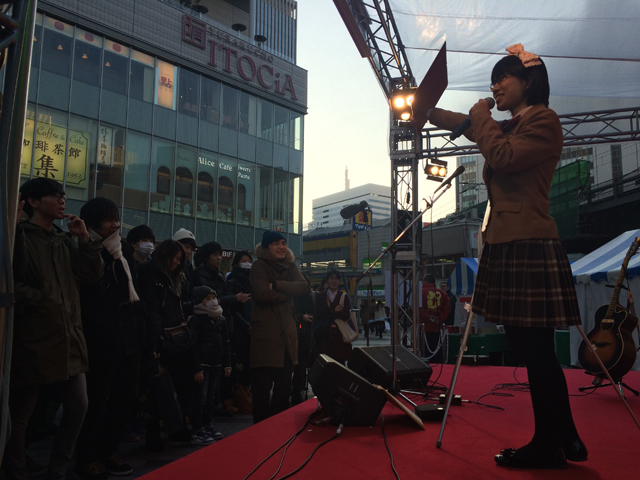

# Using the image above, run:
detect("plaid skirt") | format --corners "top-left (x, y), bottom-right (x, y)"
top-left (471, 239), bottom-right (581, 327)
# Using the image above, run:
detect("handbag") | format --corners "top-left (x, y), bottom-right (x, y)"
top-left (161, 322), bottom-right (197, 354)
top-left (333, 293), bottom-right (359, 343)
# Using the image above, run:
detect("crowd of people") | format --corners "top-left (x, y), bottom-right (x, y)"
top-left (4, 177), bottom-right (361, 480)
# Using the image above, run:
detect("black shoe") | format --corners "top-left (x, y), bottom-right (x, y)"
top-left (73, 462), bottom-right (109, 480)
top-left (495, 443), bottom-right (566, 469)
top-left (562, 438), bottom-right (588, 462)
top-left (102, 455), bottom-right (133, 476)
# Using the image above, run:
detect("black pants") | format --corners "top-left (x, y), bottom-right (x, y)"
top-left (76, 353), bottom-right (140, 465)
top-left (504, 326), bottom-right (579, 445)
top-left (250, 352), bottom-right (294, 424)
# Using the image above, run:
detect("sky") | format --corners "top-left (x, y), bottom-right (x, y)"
top-left (295, 2), bottom-right (488, 227)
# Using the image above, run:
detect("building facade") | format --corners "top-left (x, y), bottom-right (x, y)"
top-left (2, 0), bottom-right (307, 254)
top-left (310, 183), bottom-right (391, 230)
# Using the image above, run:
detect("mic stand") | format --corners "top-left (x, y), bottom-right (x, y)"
top-left (357, 184), bottom-right (452, 394)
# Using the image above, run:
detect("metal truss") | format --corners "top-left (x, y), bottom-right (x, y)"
top-left (421, 106), bottom-right (640, 159)
top-left (337, 0), bottom-right (414, 97)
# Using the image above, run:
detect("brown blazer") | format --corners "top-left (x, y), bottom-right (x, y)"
top-left (470, 103), bottom-right (563, 244)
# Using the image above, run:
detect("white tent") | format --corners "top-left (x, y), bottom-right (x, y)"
top-left (570, 229), bottom-right (640, 371)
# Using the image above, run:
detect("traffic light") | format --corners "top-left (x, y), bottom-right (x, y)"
top-left (425, 158), bottom-right (447, 182)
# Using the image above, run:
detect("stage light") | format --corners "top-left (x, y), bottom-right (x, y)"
top-left (425, 158), bottom-right (448, 182)
top-left (390, 88), bottom-right (417, 122)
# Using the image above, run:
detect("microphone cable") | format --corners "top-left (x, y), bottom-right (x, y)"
top-left (275, 412), bottom-right (347, 480)
top-left (243, 405), bottom-right (323, 480)
top-left (380, 413), bottom-right (401, 480)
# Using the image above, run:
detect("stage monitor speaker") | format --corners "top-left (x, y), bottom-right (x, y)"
top-left (308, 354), bottom-right (387, 426)
top-left (348, 346), bottom-right (432, 389)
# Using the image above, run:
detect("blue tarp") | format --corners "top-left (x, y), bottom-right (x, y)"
top-left (449, 257), bottom-right (478, 296)
top-left (571, 229), bottom-right (640, 284)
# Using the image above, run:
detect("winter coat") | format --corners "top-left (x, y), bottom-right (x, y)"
top-left (80, 240), bottom-right (146, 359)
top-left (190, 264), bottom-right (239, 332)
top-left (137, 261), bottom-right (185, 353)
top-left (225, 265), bottom-right (252, 333)
top-left (249, 244), bottom-right (308, 368)
top-left (190, 313), bottom-right (232, 369)
top-left (12, 221), bottom-right (104, 387)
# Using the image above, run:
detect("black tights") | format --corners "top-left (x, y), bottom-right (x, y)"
top-left (504, 326), bottom-right (580, 446)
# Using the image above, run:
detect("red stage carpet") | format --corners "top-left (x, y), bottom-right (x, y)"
top-left (140, 365), bottom-right (640, 479)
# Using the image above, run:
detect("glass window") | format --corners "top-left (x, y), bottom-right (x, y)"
top-left (103, 39), bottom-right (129, 95)
top-left (290, 111), bottom-right (303, 150)
top-left (41, 17), bottom-right (73, 78)
top-left (130, 49), bottom-right (154, 103)
top-left (123, 131), bottom-right (151, 213)
top-left (237, 159), bottom-right (255, 226)
top-left (178, 68), bottom-right (199, 118)
top-left (175, 145), bottom-right (197, 217)
top-left (196, 150), bottom-right (216, 219)
top-left (95, 124), bottom-right (125, 206)
top-left (288, 174), bottom-right (301, 234)
top-left (256, 166), bottom-right (272, 229)
top-left (217, 156), bottom-right (236, 223)
top-left (200, 76), bottom-right (220, 124)
top-left (257, 99), bottom-right (273, 141)
top-left (239, 92), bottom-right (257, 135)
top-left (156, 59), bottom-right (177, 110)
top-left (274, 105), bottom-right (289, 146)
top-left (28, 14), bottom-right (43, 102)
top-left (273, 169), bottom-right (288, 231)
top-left (221, 85), bottom-right (238, 129)
top-left (73, 28), bottom-right (102, 86)
top-left (150, 138), bottom-right (175, 214)
top-left (67, 114), bottom-right (98, 202)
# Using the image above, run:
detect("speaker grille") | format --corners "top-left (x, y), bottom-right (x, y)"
top-left (348, 346), bottom-right (432, 389)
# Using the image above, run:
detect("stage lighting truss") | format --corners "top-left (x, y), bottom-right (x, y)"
top-left (390, 87), bottom-right (417, 122)
top-left (425, 158), bottom-right (448, 182)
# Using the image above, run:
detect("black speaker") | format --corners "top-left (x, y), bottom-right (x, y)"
top-left (308, 354), bottom-right (387, 426)
top-left (348, 346), bottom-right (432, 389)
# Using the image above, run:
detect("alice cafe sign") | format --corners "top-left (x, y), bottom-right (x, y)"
top-left (197, 155), bottom-right (252, 181)
top-left (182, 15), bottom-right (297, 101)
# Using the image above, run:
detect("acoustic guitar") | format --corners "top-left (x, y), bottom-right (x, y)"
top-left (578, 237), bottom-right (640, 379)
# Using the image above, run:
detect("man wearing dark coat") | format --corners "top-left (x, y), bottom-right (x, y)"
top-left (249, 231), bottom-right (308, 423)
top-left (5, 178), bottom-right (103, 480)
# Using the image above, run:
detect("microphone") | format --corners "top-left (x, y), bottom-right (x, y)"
top-left (449, 97), bottom-right (496, 140)
top-left (340, 200), bottom-right (369, 219)
top-left (433, 166), bottom-right (465, 194)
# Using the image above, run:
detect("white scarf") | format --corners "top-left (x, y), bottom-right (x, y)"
top-left (193, 302), bottom-right (223, 319)
top-left (89, 229), bottom-right (140, 303)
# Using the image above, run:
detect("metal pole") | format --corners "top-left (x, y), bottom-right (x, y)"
top-left (0, 0), bottom-right (38, 462)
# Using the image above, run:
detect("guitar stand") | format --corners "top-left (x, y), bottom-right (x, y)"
top-left (579, 375), bottom-right (640, 397)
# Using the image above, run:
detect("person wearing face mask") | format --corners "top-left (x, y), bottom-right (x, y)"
top-left (188, 286), bottom-right (231, 445)
top-left (225, 251), bottom-right (254, 397)
top-left (126, 224), bottom-right (156, 267)
top-left (191, 242), bottom-right (250, 414)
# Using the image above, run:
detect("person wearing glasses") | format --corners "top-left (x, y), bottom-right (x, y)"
top-left (419, 44), bottom-right (586, 469)
top-left (4, 178), bottom-right (103, 480)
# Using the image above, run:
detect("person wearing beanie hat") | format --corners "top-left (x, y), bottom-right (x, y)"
top-left (172, 228), bottom-right (196, 259)
top-left (188, 285), bottom-right (230, 445)
top-left (192, 286), bottom-right (215, 305)
top-left (261, 230), bottom-right (286, 249)
top-left (249, 232), bottom-right (308, 423)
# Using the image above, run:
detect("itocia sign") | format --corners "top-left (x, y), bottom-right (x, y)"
top-left (182, 15), bottom-right (297, 101)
